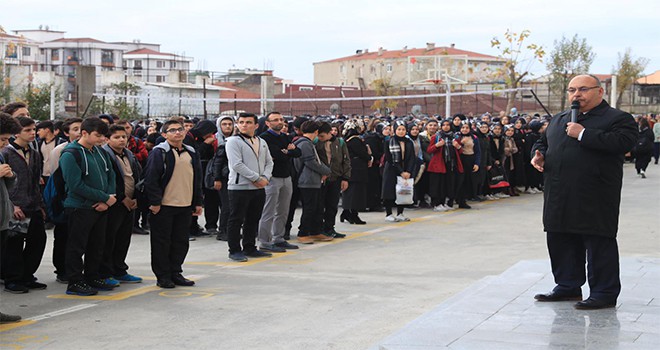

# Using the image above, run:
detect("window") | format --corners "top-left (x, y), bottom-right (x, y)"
top-left (156, 60), bottom-right (165, 68)
top-left (299, 86), bottom-right (313, 91)
top-left (156, 75), bottom-right (166, 82)
top-left (51, 49), bottom-right (59, 61)
top-left (101, 50), bottom-right (113, 63)
top-left (134, 71), bottom-right (142, 77)
top-left (22, 47), bottom-right (31, 56)
top-left (386, 64), bottom-right (392, 73)
top-left (134, 60), bottom-right (142, 68)
top-left (170, 61), bottom-right (177, 68)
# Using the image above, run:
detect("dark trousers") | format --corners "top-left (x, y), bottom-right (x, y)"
top-left (320, 180), bottom-right (341, 232)
top-left (218, 186), bottom-right (229, 235)
top-left (65, 208), bottom-right (107, 283)
top-left (383, 199), bottom-right (404, 216)
top-left (445, 168), bottom-right (464, 206)
top-left (53, 222), bottom-right (68, 277)
top-left (428, 172), bottom-right (446, 206)
top-left (227, 189), bottom-right (265, 254)
top-left (203, 188), bottom-right (220, 229)
top-left (459, 154), bottom-right (476, 200)
top-left (547, 232), bottom-right (621, 301)
top-left (635, 153), bottom-right (652, 173)
top-left (101, 204), bottom-right (134, 278)
top-left (298, 187), bottom-right (323, 236)
top-left (149, 206), bottom-right (192, 280)
top-left (366, 167), bottom-right (382, 210)
top-left (1, 211), bottom-right (46, 283)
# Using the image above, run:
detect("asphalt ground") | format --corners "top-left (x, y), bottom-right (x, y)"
top-left (0, 163), bottom-right (658, 349)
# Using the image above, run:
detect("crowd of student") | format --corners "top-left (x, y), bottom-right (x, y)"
top-left (1, 100), bottom-right (658, 317)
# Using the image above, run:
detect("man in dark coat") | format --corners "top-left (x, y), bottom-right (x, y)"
top-left (531, 74), bottom-right (637, 310)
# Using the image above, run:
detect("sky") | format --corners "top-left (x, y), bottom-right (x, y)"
top-left (3, 0), bottom-right (659, 84)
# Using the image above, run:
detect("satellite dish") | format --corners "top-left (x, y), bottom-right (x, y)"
top-left (411, 104), bottom-right (423, 116)
top-left (329, 103), bottom-right (341, 115)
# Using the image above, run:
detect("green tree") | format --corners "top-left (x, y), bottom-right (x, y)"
top-left (89, 82), bottom-right (142, 119)
top-left (0, 60), bottom-right (10, 104)
top-left (546, 34), bottom-right (595, 110)
top-left (613, 48), bottom-right (649, 104)
top-left (490, 29), bottom-right (545, 113)
top-left (19, 83), bottom-right (61, 121)
top-left (370, 78), bottom-right (399, 114)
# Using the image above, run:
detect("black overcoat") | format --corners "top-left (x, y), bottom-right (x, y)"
top-left (381, 137), bottom-right (416, 201)
top-left (533, 100), bottom-right (637, 238)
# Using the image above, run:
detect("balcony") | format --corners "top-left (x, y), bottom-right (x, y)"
top-left (101, 61), bottom-right (114, 68)
top-left (67, 57), bottom-right (79, 66)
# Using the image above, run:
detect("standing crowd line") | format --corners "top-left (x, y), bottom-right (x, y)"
top-left (0, 100), bottom-right (658, 311)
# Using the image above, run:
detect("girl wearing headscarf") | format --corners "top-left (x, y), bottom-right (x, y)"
top-left (511, 118), bottom-right (527, 191)
top-left (381, 120), bottom-right (416, 222)
top-left (363, 121), bottom-right (386, 211)
top-left (431, 120), bottom-right (464, 210)
top-left (503, 125), bottom-right (520, 196)
top-left (453, 123), bottom-right (480, 208)
top-left (340, 119), bottom-right (371, 224)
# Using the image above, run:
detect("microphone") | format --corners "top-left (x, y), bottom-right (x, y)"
top-left (570, 100), bottom-right (580, 123)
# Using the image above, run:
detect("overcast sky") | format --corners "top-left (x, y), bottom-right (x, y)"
top-left (3, 0), bottom-right (658, 84)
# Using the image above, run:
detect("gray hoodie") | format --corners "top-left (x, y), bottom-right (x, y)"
top-left (294, 136), bottom-right (331, 189)
top-left (0, 153), bottom-right (17, 231)
top-left (226, 134), bottom-right (273, 190)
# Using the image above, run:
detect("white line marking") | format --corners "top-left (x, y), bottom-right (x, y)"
top-left (29, 304), bottom-right (97, 321)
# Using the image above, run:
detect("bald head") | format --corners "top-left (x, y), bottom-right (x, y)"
top-left (568, 75), bottom-right (604, 113)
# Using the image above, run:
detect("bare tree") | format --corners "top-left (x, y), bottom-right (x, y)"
top-left (613, 48), bottom-right (649, 104)
top-left (490, 29), bottom-right (545, 114)
top-left (547, 34), bottom-right (595, 110)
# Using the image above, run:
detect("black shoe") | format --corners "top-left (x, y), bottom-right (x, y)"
top-left (203, 228), bottom-right (219, 235)
top-left (87, 279), bottom-right (117, 291)
top-left (458, 203), bottom-right (472, 209)
top-left (324, 229), bottom-right (346, 239)
top-left (56, 275), bottom-right (68, 284)
top-left (190, 230), bottom-right (208, 237)
top-left (534, 291), bottom-right (582, 302)
top-left (171, 274), bottom-right (195, 287)
top-left (259, 244), bottom-right (286, 253)
top-left (4, 282), bottom-right (28, 294)
top-left (244, 250), bottom-right (273, 258)
top-left (352, 214), bottom-right (366, 225)
top-left (0, 312), bottom-right (22, 323)
top-left (574, 298), bottom-right (616, 310)
top-left (157, 279), bottom-right (175, 289)
top-left (132, 226), bottom-right (149, 235)
top-left (274, 241), bottom-right (299, 250)
top-left (216, 232), bottom-right (228, 241)
top-left (340, 211), bottom-right (356, 224)
top-left (25, 281), bottom-right (47, 290)
top-left (66, 281), bottom-right (98, 296)
top-left (228, 252), bottom-right (248, 262)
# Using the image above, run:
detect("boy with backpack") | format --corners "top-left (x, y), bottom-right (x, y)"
top-left (59, 117), bottom-right (117, 296)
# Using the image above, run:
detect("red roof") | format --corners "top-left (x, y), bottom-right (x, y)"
top-left (124, 48), bottom-right (175, 56)
top-left (0, 32), bottom-right (22, 40)
top-left (214, 82), bottom-right (260, 99)
top-left (317, 46), bottom-right (500, 64)
top-left (49, 37), bottom-right (106, 43)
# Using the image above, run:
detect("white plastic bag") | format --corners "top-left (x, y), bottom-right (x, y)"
top-left (395, 176), bottom-right (414, 205)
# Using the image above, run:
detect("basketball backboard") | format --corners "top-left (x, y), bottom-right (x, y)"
top-left (407, 55), bottom-right (469, 86)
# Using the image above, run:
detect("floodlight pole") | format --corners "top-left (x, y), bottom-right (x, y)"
top-left (445, 75), bottom-right (451, 118)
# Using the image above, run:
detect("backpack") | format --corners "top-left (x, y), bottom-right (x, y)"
top-left (204, 145), bottom-right (228, 189)
top-left (43, 148), bottom-right (82, 224)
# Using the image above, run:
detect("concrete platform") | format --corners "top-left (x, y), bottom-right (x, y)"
top-left (369, 257), bottom-right (660, 350)
top-left (0, 163), bottom-right (657, 349)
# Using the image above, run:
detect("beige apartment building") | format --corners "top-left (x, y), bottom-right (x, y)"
top-left (313, 43), bottom-right (505, 88)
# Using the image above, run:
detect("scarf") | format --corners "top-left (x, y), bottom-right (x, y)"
top-left (389, 135), bottom-right (406, 164)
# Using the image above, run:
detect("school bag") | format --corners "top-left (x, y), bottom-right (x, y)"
top-left (43, 148), bottom-right (82, 224)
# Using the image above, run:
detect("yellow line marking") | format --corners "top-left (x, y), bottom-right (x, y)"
top-left (47, 285), bottom-right (160, 301)
top-left (0, 320), bottom-right (37, 332)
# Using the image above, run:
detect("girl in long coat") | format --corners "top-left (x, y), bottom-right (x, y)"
top-left (341, 120), bottom-right (371, 224)
top-left (382, 121), bottom-right (416, 222)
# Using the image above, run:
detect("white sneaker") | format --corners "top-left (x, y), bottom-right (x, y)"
top-left (497, 193), bottom-right (510, 198)
top-left (641, 170), bottom-right (646, 179)
top-left (395, 214), bottom-right (410, 222)
top-left (443, 204), bottom-right (454, 210)
top-left (385, 215), bottom-right (399, 222)
top-left (486, 194), bottom-right (498, 200)
top-left (433, 205), bottom-right (447, 212)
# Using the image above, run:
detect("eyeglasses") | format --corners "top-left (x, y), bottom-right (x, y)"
top-left (166, 127), bottom-right (185, 134)
top-left (566, 86), bottom-right (600, 94)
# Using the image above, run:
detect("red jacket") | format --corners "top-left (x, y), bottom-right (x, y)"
top-left (127, 136), bottom-right (148, 164)
top-left (426, 135), bottom-right (463, 173)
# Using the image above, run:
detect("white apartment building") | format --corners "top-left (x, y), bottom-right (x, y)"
top-left (122, 48), bottom-right (193, 83)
